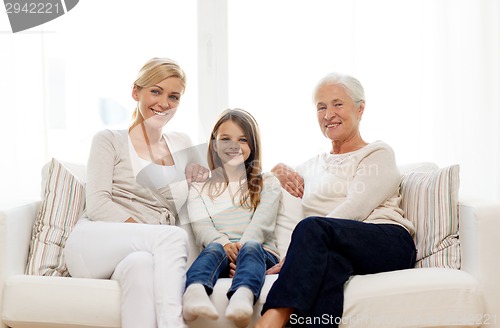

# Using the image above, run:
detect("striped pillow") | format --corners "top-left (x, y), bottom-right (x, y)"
top-left (25, 158), bottom-right (86, 276)
top-left (400, 165), bottom-right (460, 269)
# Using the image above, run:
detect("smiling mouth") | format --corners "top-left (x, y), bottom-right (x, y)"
top-left (151, 109), bottom-right (168, 116)
top-left (225, 152), bottom-right (242, 157)
top-left (326, 122), bottom-right (341, 129)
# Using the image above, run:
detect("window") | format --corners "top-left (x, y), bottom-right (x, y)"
top-left (0, 0), bottom-right (199, 202)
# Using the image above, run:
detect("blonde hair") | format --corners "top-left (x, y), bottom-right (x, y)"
top-left (206, 108), bottom-right (263, 210)
top-left (132, 58), bottom-right (186, 120)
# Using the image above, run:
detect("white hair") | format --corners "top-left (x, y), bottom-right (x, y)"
top-left (312, 72), bottom-right (365, 105)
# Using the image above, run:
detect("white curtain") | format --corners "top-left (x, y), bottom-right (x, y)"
top-left (0, 0), bottom-right (198, 202)
top-left (1, 0), bottom-right (499, 203)
top-left (0, 32), bottom-right (46, 203)
top-left (227, 0), bottom-right (500, 201)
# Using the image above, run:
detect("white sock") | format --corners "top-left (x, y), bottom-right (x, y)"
top-left (182, 283), bottom-right (219, 321)
top-left (225, 287), bottom-right (254, 328)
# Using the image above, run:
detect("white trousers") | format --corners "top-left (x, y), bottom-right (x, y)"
top-left (64, 219), bottom-right (188, 328)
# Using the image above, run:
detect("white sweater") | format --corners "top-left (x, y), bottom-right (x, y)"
top-left (296, 141), bottom-right (415, 235)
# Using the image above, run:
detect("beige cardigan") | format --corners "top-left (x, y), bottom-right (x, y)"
top-left (83, 129), bottom-right (204, 224)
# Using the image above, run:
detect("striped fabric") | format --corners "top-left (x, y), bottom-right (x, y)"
top-left (399, 165), bottom-right (460, 269)
top-left (187, 174), bottom-right (281, 257)
top-left (25, 158), bottom-right (86, 276)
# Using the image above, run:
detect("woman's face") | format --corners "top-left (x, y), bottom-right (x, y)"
top-left (214, 120), bottom-right (251, 168)
top-left (132, 77), bottom-right (184, 129)
top-left (315, 83), bottom-right (364, 143)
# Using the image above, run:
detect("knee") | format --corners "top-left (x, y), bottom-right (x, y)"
top-left (294, 216), bottom-right (324, 236)
top-left (172, 226), bottom-right (189, 245)
top-left (203, 242), bottom-right (225, 255)
top-left (240, 240), bottom-right (262, 252)
top-left (239, 240), bottom-right (264, 257)
top-left (114, 251), bottom-right (154, 279)
top-left (158, 226), bottom-right (189, 249)
top-left (123, 251), bottom-right (153, 268)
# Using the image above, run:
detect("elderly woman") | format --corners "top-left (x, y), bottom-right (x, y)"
top-left (255, 73), bottom-right (417, 328)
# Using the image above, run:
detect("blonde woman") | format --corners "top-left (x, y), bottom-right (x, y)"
top-left (183, 109), bottom-right (281, 328)
top-left (64, 58), bottom-right (208, 328)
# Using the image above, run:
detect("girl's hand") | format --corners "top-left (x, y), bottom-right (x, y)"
top-left (229, 262), bottom-right (237, 278)
top-left (266, 257), bottom-right (285, 275)
top-left (185, 163), bottom-right (210, 184)
top-left (271, 163), bottom-right (304, 198)
top-left (224, 242), bottom-right (242, 263)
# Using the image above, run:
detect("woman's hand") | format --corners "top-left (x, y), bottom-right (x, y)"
top-left (266, 256), bottom-right (285, 275)
top-left (224, 242), bottom-right (241, 264)
top-left (185, 163), bottom-right (210, 184)
top-left (271, 164), bottom-right (304, 198)
top-left (125, 217), bottom-right (138, 223)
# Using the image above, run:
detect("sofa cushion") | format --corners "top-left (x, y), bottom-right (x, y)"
top-left (341, 268), bottom-right (483, 327)
top-left (25, 158), bottom-right (86, 276)
top-left (3, 268), bottom-right (482, 328)
top-left (400, 165), bottom-right (461, 269)
top-left (274, 188), bottom-right (304, 256)
top-left (2, 275), bottom-right (120, 328)
top-left (173, 269), bottom-right (481, 328)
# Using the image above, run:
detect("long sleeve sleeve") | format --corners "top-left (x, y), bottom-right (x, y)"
top-left (85, 130), bottom-right (131, 222)
top-left (327, 146), bottom-right (401, 221)
top-left (240, 174), bottom-right (281, 244)
top-left (187, 184), bottom-right (231, 247)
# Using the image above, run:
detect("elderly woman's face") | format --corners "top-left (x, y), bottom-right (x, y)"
top-left (315, 84), bottom-right (364, 143)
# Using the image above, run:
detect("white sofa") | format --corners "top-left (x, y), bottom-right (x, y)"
top-left (1, 162), bottom-right (499, 328)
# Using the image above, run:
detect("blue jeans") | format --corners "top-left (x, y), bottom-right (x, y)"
top-left (262, 217), bottom-right (417, 327)
top-left (186, 240), bottom-right (279, 302)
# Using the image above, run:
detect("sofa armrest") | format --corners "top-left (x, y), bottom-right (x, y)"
top-left (0, 200), bottom-right (39, 328)
top-left (459, 199), bottom-right (500, 324)
top-left (0, 201), bottom-right (40, 277)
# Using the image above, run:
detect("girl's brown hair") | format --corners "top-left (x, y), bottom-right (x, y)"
top-left (206, 108), bottom-right (263, 210)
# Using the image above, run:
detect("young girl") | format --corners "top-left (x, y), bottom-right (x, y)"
top-left (183, 108), bottom-right (281, 328)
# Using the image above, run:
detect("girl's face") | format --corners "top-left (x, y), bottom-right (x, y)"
top-left (214, 120), bottom-right (251, 168)
top-left (132, 77), bottom-right (183, 129)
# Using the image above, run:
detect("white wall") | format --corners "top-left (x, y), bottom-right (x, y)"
top-left (0, 29), bottom-right (46, 205)
top-left (1, 0), bottom-right (499, 205)
top-left (0, 0), bottom-right (199, 204)
top-left (226, 0), bottom-right (500, 201)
